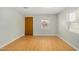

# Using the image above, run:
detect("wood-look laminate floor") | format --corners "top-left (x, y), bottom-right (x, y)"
top-left (2, 36), bottom-right (75, 51)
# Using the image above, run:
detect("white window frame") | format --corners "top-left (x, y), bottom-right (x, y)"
top-left (69, 11), bottom-right (79, 33)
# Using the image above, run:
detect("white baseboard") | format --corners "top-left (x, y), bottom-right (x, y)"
top-left (57, 35), bottom-right (79, 51)
top-left (33, 34), bottom-right (57, 36)
top-left (0, 34), bottom-right (24, 48)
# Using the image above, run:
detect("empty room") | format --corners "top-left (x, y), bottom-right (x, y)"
top-left (0, 7), bottom-right (79, 51)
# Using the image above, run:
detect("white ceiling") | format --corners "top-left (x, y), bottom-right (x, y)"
top-left (15, 7), bottom-right (65, 15)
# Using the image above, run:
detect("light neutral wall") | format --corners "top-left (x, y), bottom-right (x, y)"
top-left (0, 8), bottom-right (24, 47)
top-left (57, 8), bottom-right (79, 50)
top-left (33, 15), bottom-right (57, 36)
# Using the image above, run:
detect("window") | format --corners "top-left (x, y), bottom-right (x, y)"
top-left (69, 22), bottom-right (79, 33)
top-left (69, 11), bottom-right (79, 34)
top-left (69, 11), bottom-right (76, 22)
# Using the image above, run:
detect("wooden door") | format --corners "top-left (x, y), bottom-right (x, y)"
top-left (25, 17), bottom-right (33, 35)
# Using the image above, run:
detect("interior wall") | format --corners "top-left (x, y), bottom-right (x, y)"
top-left (57, 8), bottom-right (79, 50)
top-left (0, 8), bottom-right (24, 47)
top-left (1, 7), bottom-right (79, 50)
top-left (33, 15), bottom-right (57, 36)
